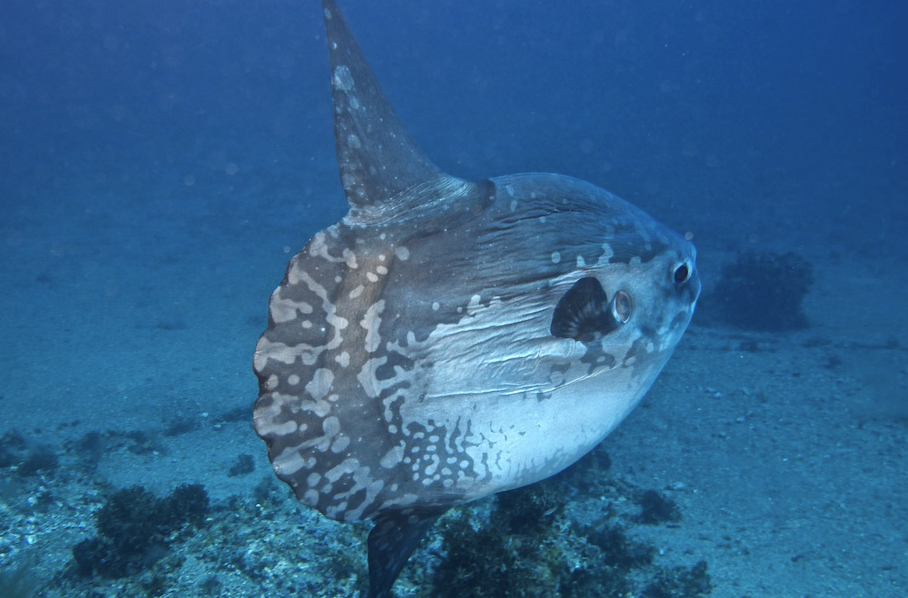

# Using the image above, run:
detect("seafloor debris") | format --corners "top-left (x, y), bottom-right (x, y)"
top-left (22, 445), bottom-right (709, 597)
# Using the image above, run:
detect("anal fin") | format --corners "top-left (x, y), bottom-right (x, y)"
top-left (367, 507), bottom-right (448, 598)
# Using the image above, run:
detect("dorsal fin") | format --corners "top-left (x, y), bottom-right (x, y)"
top-left (321, 0), bottom-right (495, 225)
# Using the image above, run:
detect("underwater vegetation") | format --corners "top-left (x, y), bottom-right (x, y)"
top-left (429, 465), bottom-right (711, 598)
top-left (17, 445), bottom-right (60, 477)
top-left (0, 438), bottom-right (710, 597)
top-left (227, 453), bottom-right (255, 477)
top-left (636, 489), bottom-right (682, 525)
top-left (0, 432), bottom-right (28, 469)
top-left (709, 250), bottom-right (814, 331)
top-left (72, 484), bottom-right (209, 578)
top-left (0, 431), bottom-right (60, 478)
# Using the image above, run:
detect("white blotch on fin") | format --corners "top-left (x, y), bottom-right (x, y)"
top-left (333, 65), bottom-right (354, 91)
top-left (306, 368), bottom-right (335, 401)
top-left (270, 294), bottom-right (313, 324)
top-left (381, 446), bottom-right (404, 468)
top-left (361, 300), bottom-right (386, 353)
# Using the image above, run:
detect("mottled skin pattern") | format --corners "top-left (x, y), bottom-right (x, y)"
top-left (254, 2), bottom-right (700, 597)
top-left (256, 172), bottom-right (699, 519)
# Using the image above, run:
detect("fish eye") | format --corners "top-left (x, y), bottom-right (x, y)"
top-left (612, 290), bottom-right (632, 324)
top-left (673, 261), bottom-right (691, 284)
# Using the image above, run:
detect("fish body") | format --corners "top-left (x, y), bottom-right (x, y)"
top-left (254, 2), bottom-right (700, 596)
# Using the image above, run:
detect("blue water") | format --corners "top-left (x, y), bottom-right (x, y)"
top-left (1, 0), bottom-right (906, 596)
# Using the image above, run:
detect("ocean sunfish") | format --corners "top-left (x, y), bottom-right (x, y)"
top-left (253, 1), bottom-right (700, 596)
